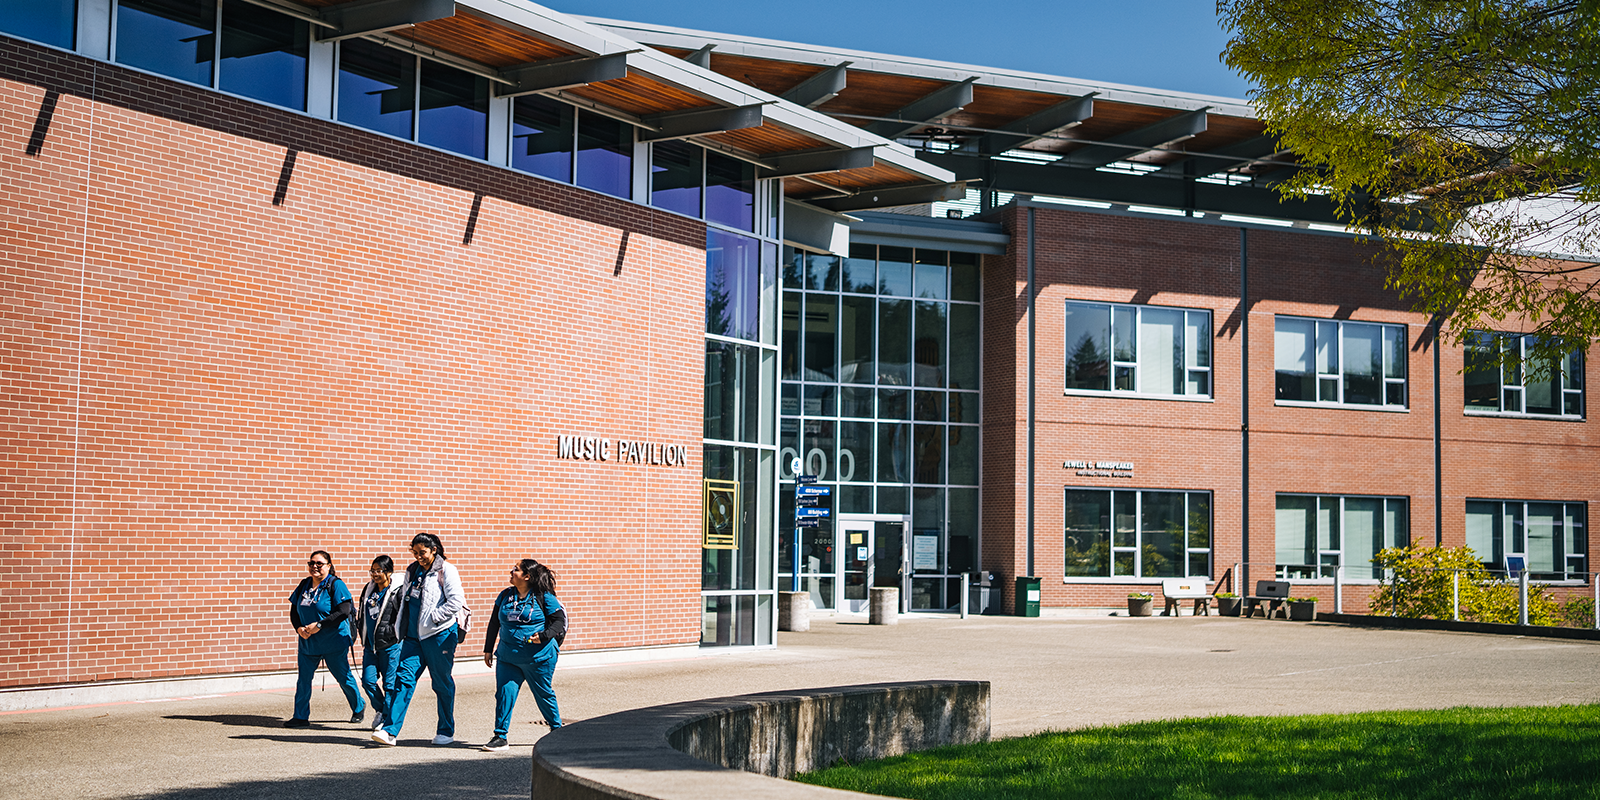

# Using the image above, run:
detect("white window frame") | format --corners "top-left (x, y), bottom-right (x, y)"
top-left (1464, 332), bottom-right (1585, 418)
top-left (1274, 493), bottom-right (1409, 583)
top-left (1274, 316), bottom-right (1408, 410)
top-left (1465, 499), bottom-right (1587, 581)
top-left (1063, 301), bottom-right (1212, 400)
top-left (1062, 487), bottom-right (1212, 583)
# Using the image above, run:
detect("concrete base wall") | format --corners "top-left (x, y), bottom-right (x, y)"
top-left (531, 680), bottom-right (990, 799)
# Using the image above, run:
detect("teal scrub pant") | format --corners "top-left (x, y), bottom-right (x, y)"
top-left (293, 648), bottom-right (364, 721)
top-left (382, 625), bottom-right (458, 738)
top-left (493, 654), bottom-right (560, 736)
top-left (361, 642), bottom-right (402, 722)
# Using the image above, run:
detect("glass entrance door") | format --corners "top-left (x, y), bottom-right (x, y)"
top-left (874, 520), bottom-right (907, 612)
top-left (841, 519), bottom-right (873, 613)
top-left (838, 513), bottom-right (911, 612)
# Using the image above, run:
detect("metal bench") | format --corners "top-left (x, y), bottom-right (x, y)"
top-left (1243, 580), bottom-right (1291, 619)
top-left (1160, 578), bottom-right (1212, 616)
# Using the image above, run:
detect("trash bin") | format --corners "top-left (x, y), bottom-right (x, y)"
top-left (1015, 576), bottom-right (1040, 617)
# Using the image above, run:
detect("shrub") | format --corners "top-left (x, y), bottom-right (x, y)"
top-left (1214, 592), bottom-right (1238, 598)
top-left (1559, 597), bottom-right (1595, 629)
top-left (1369, 545), bottom-right (1560, 625)
top-left (1127, 592), bottom-right (1153, 600)
top-left (1288, 597), bottom-right (1318, 603)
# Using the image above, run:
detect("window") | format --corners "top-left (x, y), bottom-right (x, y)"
top-left (650, 144), bottom-right (757, 232)
top-left (114, 0), bottom-right (308, 111)
top-left (1064, 302), bottom-right (1211, 398)
top-left (1275, 317), bottom-right (1407, 407)
top-left (510, 94), bottom-right (574, 181)
top-left (1064, 489), bottom-right (1211, 579)
top-left (1464, 332), bottom-right (1584, 417)
top-left (1466, 500), bottom-right (1587, 580)
top-left (2, 0), bottom-right (77, 49)
top-left (1275, 494), bottom-right (1408, 580)
top-left (336, 39), bottom-right (487, 159)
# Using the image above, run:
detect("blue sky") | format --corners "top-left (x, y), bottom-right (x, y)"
top-left (550, 0), bottom-right (1255, 100)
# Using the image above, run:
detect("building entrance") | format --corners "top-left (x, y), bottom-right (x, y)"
top-left (840, 514), bottom-right (911, 613)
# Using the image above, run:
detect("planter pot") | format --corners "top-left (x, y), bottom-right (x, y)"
top-left (1288, 601), bottom-right (1317, 621)
top-left (1127, 598), bottom-right (1153, 617)
top-left (1216, 597), bottom-right (1242, 617)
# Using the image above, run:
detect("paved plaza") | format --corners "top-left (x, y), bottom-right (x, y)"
top-left (3, 613), bottom-right (1597, 799)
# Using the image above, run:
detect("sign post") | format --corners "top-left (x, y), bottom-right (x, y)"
top-left (791, 478), bottom-right (829, 592)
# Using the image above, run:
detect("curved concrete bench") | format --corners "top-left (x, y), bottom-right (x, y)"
top-left (531, 680), bottom-right (990, 799)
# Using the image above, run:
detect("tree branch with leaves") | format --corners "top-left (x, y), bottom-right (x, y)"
top-left (1220, 0), bottom-right (1600, 366)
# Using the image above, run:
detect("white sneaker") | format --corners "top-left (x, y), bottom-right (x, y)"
top-left (370, 730), bottom-right (397, 746)
top-left (431, 734), bottom-right (454, 746)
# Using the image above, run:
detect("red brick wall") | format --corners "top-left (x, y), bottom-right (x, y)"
top-left (983, 204), bottom-right (1599, 610)
top-left (1, 45), bottom-right (707, 688)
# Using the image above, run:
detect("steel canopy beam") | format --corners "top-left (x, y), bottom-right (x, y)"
top-left (782, 62), bottom-right (851, 109)
top-left (918, 150), bottom-right (1353, 224)
top-left (684, 44), bottom-right (715, 69)
top-left (808, 182), bottom-right (967, 212)
top-left (496, 53), bottom-right (629, 97)
top-left (1152, 135), bottom-right (1283, 178)
top-left (319, 0), bottom-right (455, 42)
top-left (758, 146), bottom-right (876, 179)
top-left (638, 104), bottom-right (765, 141)
top-left (967, 93), bottom-right (1096, 155)
top-left (1054, 108), bottom-right (1210, 169)
top-left (864, 77), bottom-right (978, 140)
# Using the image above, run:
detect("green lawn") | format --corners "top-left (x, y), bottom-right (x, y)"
top-left (793, 705), bottom-right (1600, 800)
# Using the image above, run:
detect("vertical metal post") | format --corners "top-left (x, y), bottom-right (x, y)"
top-left (1452, 571), bottom-right (1460, 621)
top-left (1518, 569), bottom-right (1530, 626)
top-left (959, 572), bottom-right (970, 619)
top-left (1025, 206), bottom-right (1036, 580)
top-left (1593, 573), bottom-right (1599, 631)
top-left (1333, 566), bottom-right (1344, 614)
top-left (1239, 229), bottom-right (1250, 595)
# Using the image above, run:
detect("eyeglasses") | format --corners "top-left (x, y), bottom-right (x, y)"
top-left (307, 561), bottom-right (329, 568)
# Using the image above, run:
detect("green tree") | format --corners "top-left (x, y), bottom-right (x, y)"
top-left (1220, 1), bottom-right (1600, 365)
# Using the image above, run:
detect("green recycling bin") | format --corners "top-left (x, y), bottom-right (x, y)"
top-left (1014, 576), bottom-right (1040, 617)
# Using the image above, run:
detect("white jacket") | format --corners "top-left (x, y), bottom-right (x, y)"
top-left (396, 558), bottom-right (466, 641)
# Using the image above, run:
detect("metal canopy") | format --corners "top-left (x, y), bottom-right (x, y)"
top-left (965, 94), bottom-right (1096, 155)
top-left (1053, 108), bottom-right (1210, 169)
top-left (782, 63), bottom-right (851, 109)
top-left (579, 18), bottom-right (1358, 219)
top-left (758, 146), bottom-right (877, 179)
top-left (808, 182), bottom-right (968, 213)
top-left (864, 78), bottom-right (978, 140)
top-left (496, 53), bottom-right (629, 97)
top-left (319, 0), bottom-right (456, 42)
top-left (639, 104), bottom-right (766, 141)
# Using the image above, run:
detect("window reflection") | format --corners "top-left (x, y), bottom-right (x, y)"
top-left (1, 0), bottom-right (77, 48)
top-left (512, 95), bottom-right (574, 181)
top-left (218, 1), bottom-right (307, 110)
top-left (116, 0), bottom-right (216, 86)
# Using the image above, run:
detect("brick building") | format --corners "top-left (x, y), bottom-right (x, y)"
top-left (1, 3), bottom-right (1593, 699)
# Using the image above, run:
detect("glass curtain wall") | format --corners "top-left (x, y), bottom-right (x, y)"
top-left (778, 243), bottom-right (981, 611)
top-left (701, 199), bottom-right (780, 647)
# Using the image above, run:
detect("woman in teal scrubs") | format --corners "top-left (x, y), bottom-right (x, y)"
top-left (479, 559), bottom-right (566, 751)
top-left (286, 550), bottom-right (365, 727)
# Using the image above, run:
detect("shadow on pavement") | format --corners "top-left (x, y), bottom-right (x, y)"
top-left (163, 714), bottom-right (293, 728)
top-left (127, 757), bottom-right (531, 800)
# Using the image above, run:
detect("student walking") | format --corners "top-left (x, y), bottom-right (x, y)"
top-left (356, 555), bottom-right (404, 731)
top-left (371, 533), bottom-right (466, 746)
top-left (286, 550), bottom-right (365, 727)
top-left (480, 559), bottom-right (567, 751)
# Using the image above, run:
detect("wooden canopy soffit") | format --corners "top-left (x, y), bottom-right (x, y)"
top-left (261, 0), bottom-right (937, 193)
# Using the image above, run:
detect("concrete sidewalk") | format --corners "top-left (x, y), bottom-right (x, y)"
top-left (4, 614), bottom-right (1597, 800)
